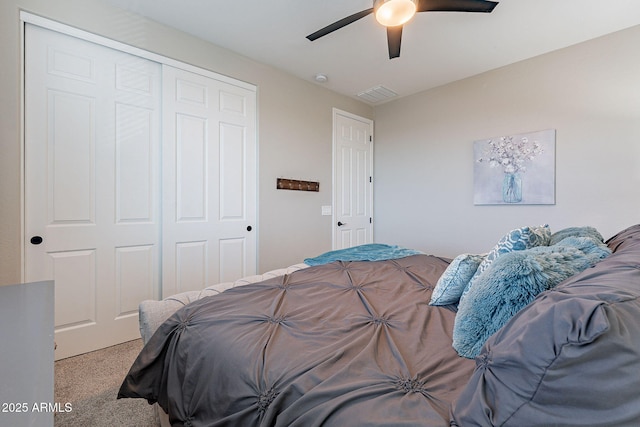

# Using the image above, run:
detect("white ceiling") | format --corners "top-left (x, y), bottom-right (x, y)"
top-left (103, 0), bottom-right (640, 104)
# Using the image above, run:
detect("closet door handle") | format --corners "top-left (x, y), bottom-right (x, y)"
top-left (337, 221), bottom-right (347, 227)
top-left (247, 226), bottom-right (253, 232)
top-left (30, 236), bottom-right (44, 245)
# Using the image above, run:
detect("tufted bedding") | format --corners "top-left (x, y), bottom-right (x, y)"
top-left (119, 224), bottom-right (640, 426)
top-left (118, 254), bottom-right (476, 426)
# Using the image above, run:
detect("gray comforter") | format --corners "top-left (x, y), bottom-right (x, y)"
top-left (118, 255), bottom-right (475, 426)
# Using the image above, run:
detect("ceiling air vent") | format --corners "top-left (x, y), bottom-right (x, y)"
top-left (356, 85), bottom-right (398, 103)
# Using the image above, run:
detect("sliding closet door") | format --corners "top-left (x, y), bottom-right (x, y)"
top-left (162, 65), bottom-right (257, 297)
top-left (24, 25), bottom-right (162, 360)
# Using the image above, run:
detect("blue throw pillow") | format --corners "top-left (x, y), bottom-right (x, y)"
top-left (549, 226), bottom-right (604, 246)
top-left (429, 254), bottom-right (486, 306)
top-left (452, 236), bottom-right (611, 359)
top-left (460, 225), bottom-right (551, 303)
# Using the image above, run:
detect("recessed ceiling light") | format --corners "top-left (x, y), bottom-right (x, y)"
top-left (314, 73), bottom-right (328, 83)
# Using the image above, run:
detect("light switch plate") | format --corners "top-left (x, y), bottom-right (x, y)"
top-left (321, 205), bottom-right (332, 216)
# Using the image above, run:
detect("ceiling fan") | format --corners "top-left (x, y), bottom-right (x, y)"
top-left (306, 0), bottom-right (498, 59)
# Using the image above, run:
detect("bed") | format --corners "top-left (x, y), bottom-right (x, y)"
top-left (118, 224), bottom-right (640, 426)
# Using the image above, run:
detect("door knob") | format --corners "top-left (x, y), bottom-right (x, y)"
top-left (30, 236), bottom-right (43, 245)
top-left (337, 221), bottom-right (347, 227)
top-left (247, 226), bottom-right (253, 232)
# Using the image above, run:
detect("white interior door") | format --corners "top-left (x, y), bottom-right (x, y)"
top-left (162, 65), bottom-right (257, 297)
top-left (24, 25), bottom-right (162, 360)
top-left (333, 109), bottom-right (374, 249)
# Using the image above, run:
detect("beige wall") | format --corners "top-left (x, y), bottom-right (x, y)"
top-left (373, 25), bottom-right (640, 257)
top-left (0, 0), bottom-right (373, 284)
top-left (4, 1), bottom-right (638, 286)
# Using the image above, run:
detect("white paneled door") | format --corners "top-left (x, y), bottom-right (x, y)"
top-left (24, 24), bottom-right (257, 360)
top-left (25, 25), bottom-right (162, 360)
top-left (333, 110), bottom-right (374, 249)
top-left (162, 65), bottom-right (257, 297)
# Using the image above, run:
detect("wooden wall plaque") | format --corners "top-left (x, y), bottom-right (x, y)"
top-left (277, 178), bottom-right (320, 192)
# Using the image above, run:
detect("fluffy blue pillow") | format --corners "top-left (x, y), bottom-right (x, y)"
top-left (549, 226), bottom-right (604, 246)
top-left (452, 236), bottom-right (611, 359)
top-left (429, 254), bottom-right (486, 306)
top-left (460, 225), bottom-right (551, 303)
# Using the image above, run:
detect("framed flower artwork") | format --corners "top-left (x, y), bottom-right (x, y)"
top-left (474, 129), bottom-right (556, 205)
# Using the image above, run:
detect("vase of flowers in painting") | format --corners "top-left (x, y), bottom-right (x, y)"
top-left (502, 172), bottom-right (522, 203)
top-left (477, 135), bottom-right (543, 204)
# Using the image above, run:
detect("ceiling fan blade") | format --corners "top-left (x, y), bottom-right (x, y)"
top-left (387, 26), bottom-right (403, 59)
top-left (306, 8), bottom-right (374, 41)
top-left (417, 0), bottom-right (498, 13)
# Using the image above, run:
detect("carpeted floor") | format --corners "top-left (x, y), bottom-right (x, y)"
top-left (54, 339), bottom-right (158, 426)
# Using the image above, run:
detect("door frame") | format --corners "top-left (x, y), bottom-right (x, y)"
top-left (332, 108), bottom-right (374, 249)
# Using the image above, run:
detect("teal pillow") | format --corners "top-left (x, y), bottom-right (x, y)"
top-left (429, 254), bottom-right (486, 306)
top-left (476, 224), bottom-right (551, 276)
top-left (549, 226), bottom-right (604, 246)
top-left (452, 236), bottom-right (611, 359)
top-left (460, 224), bottom-right (551, 302)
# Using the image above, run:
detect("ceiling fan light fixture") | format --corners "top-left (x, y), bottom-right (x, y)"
top-left (374, 0), bottom-right (417, 27)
